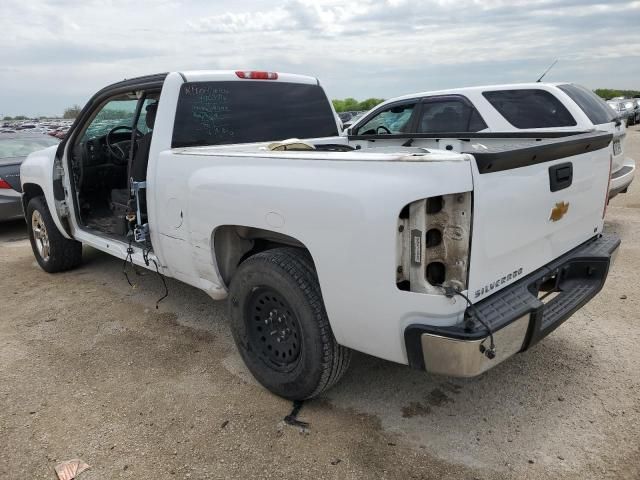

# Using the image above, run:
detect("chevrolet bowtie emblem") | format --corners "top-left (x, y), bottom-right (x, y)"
top-left (550, 201), bottom-right (570, 222)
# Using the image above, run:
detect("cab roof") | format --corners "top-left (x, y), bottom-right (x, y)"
top-left (383, 82), bottom-right (573, 104)
top-left (180, 70), bottom-right (319, 85)
top-left (101, 71), bottom-right (320, 93)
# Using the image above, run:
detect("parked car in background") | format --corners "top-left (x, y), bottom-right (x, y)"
top-left (338, 112), bottom-right (354, 123)
top-left (607, 99), bottom-right (634, 125)
top-left (618, 99), bottom-right (638, 126)
top-left (0, 133), bottom-right (59, 221)
top-left (341, 111), bottom-right (366, 129)
top-left (347, 83), bottom-right (635, 198)
top-left (629, 98), bottom-right (640, 125)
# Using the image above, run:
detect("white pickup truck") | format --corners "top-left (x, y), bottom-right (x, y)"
top-left (346, 83), bottom-right (635, 198)
top-left (21, 71), bottom-right (620, 400)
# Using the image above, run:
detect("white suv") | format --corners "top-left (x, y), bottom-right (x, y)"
top-left (347, 83), bottom-right (635, 198)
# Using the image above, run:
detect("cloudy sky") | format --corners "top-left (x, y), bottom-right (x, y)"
top-left (1, 0), bottom-right (639, 116)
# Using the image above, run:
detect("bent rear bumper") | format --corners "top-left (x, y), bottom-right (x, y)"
top-left (609, 157), bottom-right (635, 198)
top-left (405, 233), bottom-right (620, 377)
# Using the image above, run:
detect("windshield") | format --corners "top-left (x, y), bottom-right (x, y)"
top-left (82, 96), bottom-right (139, 140)
top-left (172, 81), bottom-right (339, 148)
top-left (356, 103), bottom-right (415, 135)
top-left (0, 135), bottom-right (59, 159)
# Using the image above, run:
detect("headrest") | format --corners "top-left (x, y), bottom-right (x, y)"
top-left (145, 102), bottom-right (158, 129)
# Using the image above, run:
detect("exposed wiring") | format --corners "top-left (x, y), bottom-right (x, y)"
top-left (122, 222), bottom-right (169, 309)
top-left (284, 401), bottom-right (309, 429)
top-left (122, 232), bottom-right (141, 287)
top-left (440, 285), bottom-right (496, 360)
top-left (142, 239), bottom-right (169, 309)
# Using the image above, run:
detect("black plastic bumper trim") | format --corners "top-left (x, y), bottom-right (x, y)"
top-left (611, 165), bottom-right (633, 179)
top-left (467, 131), bottom-right (612, 174)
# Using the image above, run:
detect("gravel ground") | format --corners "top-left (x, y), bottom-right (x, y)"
top-left (1, 127), bottom-right (639, 480)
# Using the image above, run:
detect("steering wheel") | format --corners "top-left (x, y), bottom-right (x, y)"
top-left (106, 126), bottom-right (143, 165)
top-left (376, 125), bottom-right (392, 135)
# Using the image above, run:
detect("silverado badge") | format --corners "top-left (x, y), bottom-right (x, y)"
top-left (550, 201), bottom-right (570, 222)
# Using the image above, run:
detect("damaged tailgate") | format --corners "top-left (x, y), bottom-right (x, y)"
top-left (465, 131), bottom-right (613, 302)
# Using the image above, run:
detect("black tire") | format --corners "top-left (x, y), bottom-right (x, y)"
top-left (228, 248), bottom-right (351, 400)
top-left (26, 196), bottom-right (83, 273)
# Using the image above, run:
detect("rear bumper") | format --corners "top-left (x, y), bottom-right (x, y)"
top-left (405, 233), bottom-right (620, 377)
top-left (609, 157), bottom-right (635, 198)
top-left (0, 191), bottom-right (23, 221)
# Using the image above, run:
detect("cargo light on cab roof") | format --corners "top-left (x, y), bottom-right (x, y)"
top-left (235, 71), bottom-right (278, 80)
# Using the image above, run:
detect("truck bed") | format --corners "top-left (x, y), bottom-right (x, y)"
top-left (172, 130), bottom-right (611, 166)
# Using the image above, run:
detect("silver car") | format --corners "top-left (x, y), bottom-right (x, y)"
top-left (607, 99), bottom-right (635, 125)
top-left (0, 133), bottom-right (59, 221)
top-left (629, 98), bottom-right (640, 125)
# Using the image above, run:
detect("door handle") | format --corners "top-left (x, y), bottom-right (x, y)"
top-left (549, 162), bottom-right (573, 192)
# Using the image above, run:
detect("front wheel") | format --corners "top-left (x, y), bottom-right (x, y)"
top-left (26, 196), bottom-right (83, 273)
top-left (228, 248), bottom-right (351, 400)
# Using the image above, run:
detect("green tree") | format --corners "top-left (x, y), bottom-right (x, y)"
top-left (358, 98), bottom-right (385, 111)
top-left (63, 105), bottom-right (82, 119)
top-left (332, 97), bottom-right (385, 112)
top-left (595, 88), bottom-right (640, 100)
top-left (2, 116), bottom-right (12, 121)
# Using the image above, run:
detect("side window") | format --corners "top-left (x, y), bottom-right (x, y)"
top-left (417, 98), bottom-right (487, 133)
top-left (483, 89), bottom-right (577, 128)
top-left (355, 103), bottom-right (416, 135)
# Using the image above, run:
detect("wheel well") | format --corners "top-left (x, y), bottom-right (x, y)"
top-left (213, 225), bottom-right (312, 286)
top-left (21, 183), bottom-right (45, 212)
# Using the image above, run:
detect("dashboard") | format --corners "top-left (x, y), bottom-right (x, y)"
top-left (72, 133), bottom-right (131, 191)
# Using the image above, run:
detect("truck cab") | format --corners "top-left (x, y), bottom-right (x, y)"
top-left (21, 71), bottom-right (341, 281)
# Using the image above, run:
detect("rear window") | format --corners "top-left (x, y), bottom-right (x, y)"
top-left (557, 84), bottom-right (617, 125)
top-left (172, 81), bottom-right (338, 148)
top-left (483, 89), bottom-right (577, 128)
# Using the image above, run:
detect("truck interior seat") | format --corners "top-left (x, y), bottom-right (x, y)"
top-left (428, 107), bottom-right (465, 132)
top-left (110, 102), bottom-right (157, 216)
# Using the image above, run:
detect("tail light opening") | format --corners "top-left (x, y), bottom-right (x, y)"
top-left (396, 192), bottom-right (473, 294)
top-left (0, 178), bottom-right (12, 189)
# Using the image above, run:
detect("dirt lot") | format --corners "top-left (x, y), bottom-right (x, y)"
top-left (1, 128), bottom-right (639, 480)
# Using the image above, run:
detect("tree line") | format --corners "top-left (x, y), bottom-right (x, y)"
top-left (2, 105), bottom-right (82, 122)
top-left (594, 89), bottom-right (640, 100)
top-left (332, 98), bottom-right (385, 113)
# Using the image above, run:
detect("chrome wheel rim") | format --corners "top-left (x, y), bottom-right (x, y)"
top-left (31, 210), bottom-right (50, 261)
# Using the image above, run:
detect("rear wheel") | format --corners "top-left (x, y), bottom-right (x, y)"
top-left (26, 196), bottom-right (83, 273)
top-left (228, 248), bottom-right (351, 400)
